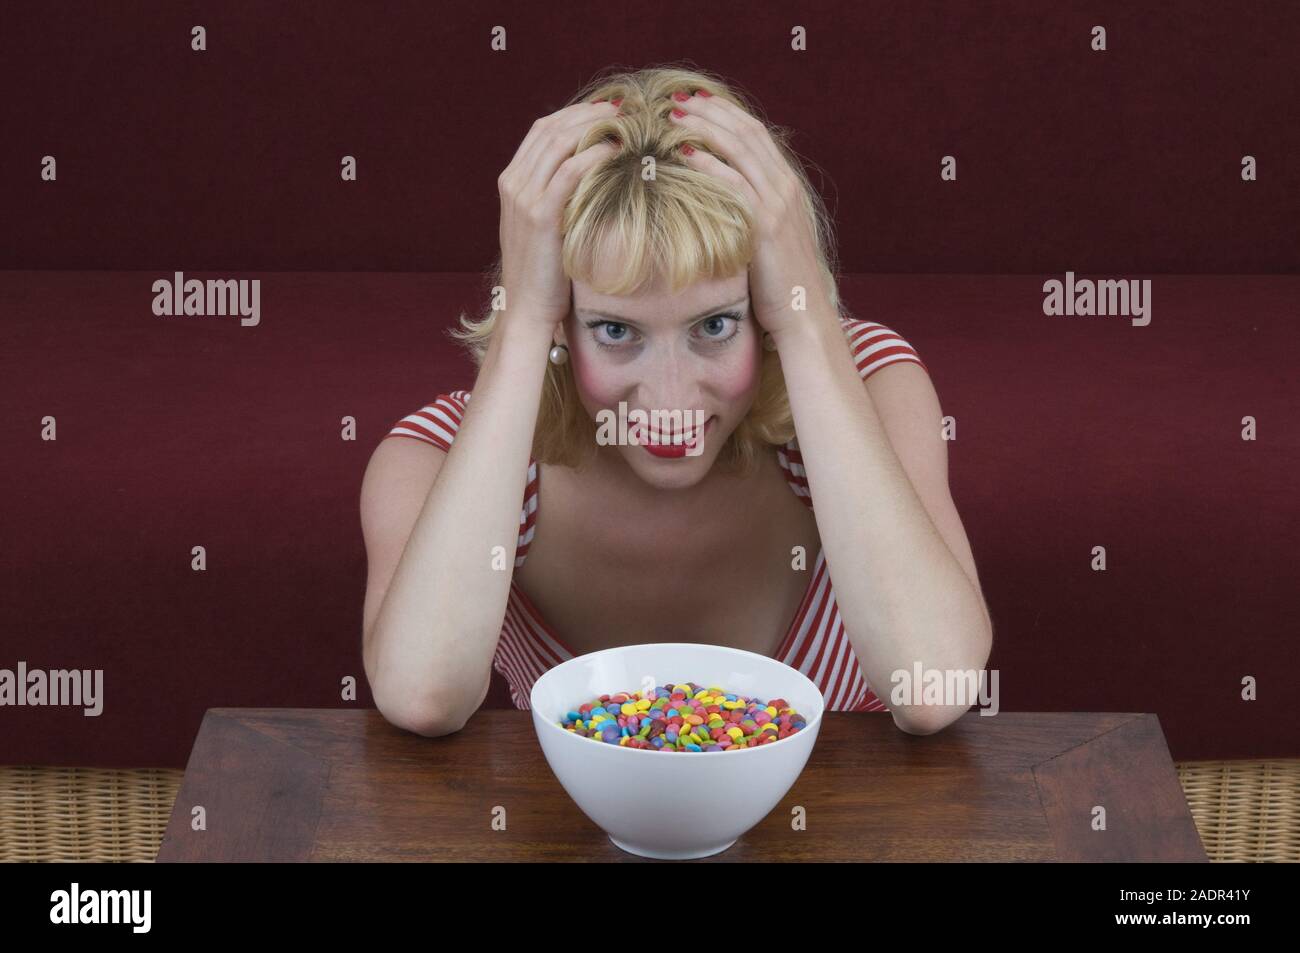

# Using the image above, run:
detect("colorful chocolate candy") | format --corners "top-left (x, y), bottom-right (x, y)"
top-left (558, 682), bottom-right (808, 751)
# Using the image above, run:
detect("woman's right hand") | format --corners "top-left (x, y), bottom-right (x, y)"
top-left (497, 100), bottom-right (621, 331)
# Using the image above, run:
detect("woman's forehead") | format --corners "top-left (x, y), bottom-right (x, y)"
top-left (572, 271), bottom-right (749, 319)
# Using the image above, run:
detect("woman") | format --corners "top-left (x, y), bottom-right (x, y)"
top-left (361, 65), bottom-right (992, 737)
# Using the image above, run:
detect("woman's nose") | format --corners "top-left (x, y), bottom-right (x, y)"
top-left (639, 352), bottom-right (704, 412)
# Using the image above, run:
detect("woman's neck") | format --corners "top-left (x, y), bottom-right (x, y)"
top-left (581, 439), bottom-right (763, 513)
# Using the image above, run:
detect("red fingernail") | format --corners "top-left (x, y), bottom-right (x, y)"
top-left (672, 91), bottom-right (690, 102)
top-left (671, 108), bottom-right (686, 119)
top-left (695, 90), bottom-right (712, 98)
top-left (611, 97), bottom-right (623, 107)
top-left (681, 144), bottom-right (695, 156)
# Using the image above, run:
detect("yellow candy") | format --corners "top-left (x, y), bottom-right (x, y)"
top-left (727, 726), bottom-right (744, 740)
top-left (636, 699), bottom-right (652, 711)
top-left (762, 723), bottom-right (779, 732)
top-left (620, 702), bottom-right (637, 715)
top-left (765, 706), bottom-right (778, 717)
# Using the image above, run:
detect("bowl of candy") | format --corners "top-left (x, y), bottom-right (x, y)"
top-left (529, 641), bottom-right (824, 859)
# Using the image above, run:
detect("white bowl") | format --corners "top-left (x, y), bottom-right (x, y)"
top-left (529, 641), bottom-right (824, 859)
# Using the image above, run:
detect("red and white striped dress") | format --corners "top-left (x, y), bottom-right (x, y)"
top-left (385, 316), bottom-right (928, 713)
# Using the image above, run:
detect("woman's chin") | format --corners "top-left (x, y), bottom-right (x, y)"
top-left (619, 442), bottom-right (716, 489)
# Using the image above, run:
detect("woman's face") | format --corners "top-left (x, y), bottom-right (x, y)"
top-left (560, 268), bottom-right (763, 491)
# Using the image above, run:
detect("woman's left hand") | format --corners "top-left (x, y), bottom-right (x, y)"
top-left (670, 91), bottom-right (834, 341)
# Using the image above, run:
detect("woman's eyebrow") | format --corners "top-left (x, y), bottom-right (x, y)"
top-left (576, 297), bottom-right (749, 326)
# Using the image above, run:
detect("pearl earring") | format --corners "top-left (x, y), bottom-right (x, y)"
top-left (549, 343), bottom-right (570, 365)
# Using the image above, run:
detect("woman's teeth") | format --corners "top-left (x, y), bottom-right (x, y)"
top-left (639, 421), bottom-right (706, 445)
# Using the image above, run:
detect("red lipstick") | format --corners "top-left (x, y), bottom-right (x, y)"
top-left (638, 416), bottom-right (714, 458)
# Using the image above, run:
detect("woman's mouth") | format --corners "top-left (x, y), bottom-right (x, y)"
top-left (634, 416), bottom-right (715, 458)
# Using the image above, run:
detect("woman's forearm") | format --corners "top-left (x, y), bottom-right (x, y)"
top-left (771, 313), bottom-right (992, 733)
top-left (368, 312), bottom-right (555, 731)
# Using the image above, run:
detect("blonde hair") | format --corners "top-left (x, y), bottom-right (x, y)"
top-left (449, 62), bottom-right (850, 473)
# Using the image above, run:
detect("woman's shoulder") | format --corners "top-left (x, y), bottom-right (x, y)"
top-left (838, 316), bottom-right (929, 380)
top-left (383, 389), bottom-right (473, 452)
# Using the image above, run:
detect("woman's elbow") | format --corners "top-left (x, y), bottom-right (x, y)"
top-left (890, 703), bottom-right (970, 736)
top-left (374, 689), bottom-right (468, 738)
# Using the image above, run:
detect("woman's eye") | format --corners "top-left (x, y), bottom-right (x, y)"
top-left (590, 321), bottom-right (636, 349)
top-left (694, 311), bottom-right (743, 344)
top-left (585, 319), bottom-right (639, 348)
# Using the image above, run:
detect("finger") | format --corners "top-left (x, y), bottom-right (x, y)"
top-left (520, 101), bottom-right (620, 199)
top-left (538, 139), bottom-right (620, 216)
top-left (506, 101), bottom-right (617, 192)
top-left (670, 103), bottom-right (780, 202)
top-left (678, 144), bottom-right (762, 219)
top-left (691, 92), bottom-right (789, 170)
top-left (675, 93), bottom-right (794, 199)
top-left (504, 112), bottom-right (571, 185)
top-left (510, 100), bottom-right (616, 192)
top-left (515, 98), bottom-right (619, 177)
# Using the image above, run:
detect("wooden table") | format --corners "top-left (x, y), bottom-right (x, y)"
top-left (155, 708), bottom-right (1206, 862)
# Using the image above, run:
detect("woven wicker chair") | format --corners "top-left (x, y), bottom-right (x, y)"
top-left (1, 761), bottom-right (1296, 862)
